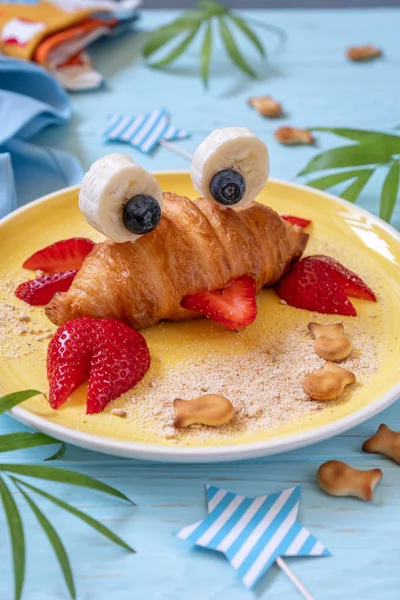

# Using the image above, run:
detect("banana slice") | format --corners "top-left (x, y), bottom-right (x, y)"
top-left (79, 153), bottom-right (163, 243)
top-left (190, 127), bottom-right (269, 209)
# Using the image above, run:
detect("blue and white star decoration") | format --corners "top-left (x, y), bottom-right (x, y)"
top-left (177, 485), bottom-right (330, 589)
top-left (102, 108), bottom-right (190, 154)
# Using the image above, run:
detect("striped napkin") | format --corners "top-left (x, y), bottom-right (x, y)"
top-left (177, 484), bottom-right (329, 589)
top-left (102, 109), bottom-right (189, 154)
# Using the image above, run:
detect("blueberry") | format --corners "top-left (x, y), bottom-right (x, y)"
top-left (122, 194), bottom-right (161, 235)
top-left (209, 169), bottom-right (246, 206)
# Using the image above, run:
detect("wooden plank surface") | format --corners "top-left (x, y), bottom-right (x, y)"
top-left (1, 8), bottom-right (400, 600)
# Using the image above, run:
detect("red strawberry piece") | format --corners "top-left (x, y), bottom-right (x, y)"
top-left (181, 275), bottom-right (257, 330)
top-left (14, 270), bottom-right (77, 306)
top-left (47, 317), bottom-right (150, 414)
top-left (23, 238), bottom-right (95, 273)
top-left (277, 260), bottom-right (357, 316)
top-left (281, 215), bottom-right (312, 228)
top-left (308, 255), bottom-right (376, 302)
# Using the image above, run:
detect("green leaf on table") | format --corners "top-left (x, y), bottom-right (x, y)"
top-left (200, 21), bottom-right (213, 87)
top-left (198, 0), bottom-right (228, 16)
top-left (218, 17), bottom-right (257, 78)
top-left (0, 390), bottom-right (42, 415)
top-left (0, 476), bottom-right (25, 600)
top-left (380, 160), bottom-right (400, 222)
top-left (143, 17), bottom-right (199, 58)
top-left (16, 483), bottom-right (76, 599)
top-left (44, 442), bottom-right (67, 462)
top-left (0, 432), bottom-right (61, 454)
top-left (305, 168), bottom-right (374, 191)
top-left (14, 478), bottom-right (134, 553)
top-left (298, 143), bottom-right (394, 176)
top-left (0, 464), bottom-right (134, 504)
top-left (229, 13), bottom-right (266, 57)
top-left (142, 1), bottom-right (271, 87)
top-left (340, 169), bottom-right (374, 202)
top-left (311, 127), bottom-right (400, 154)
top-left (149, 24), bottom-right (201, 69)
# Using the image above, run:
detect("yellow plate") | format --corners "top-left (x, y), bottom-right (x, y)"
top-left (1, 174), bottom-right (400, 462)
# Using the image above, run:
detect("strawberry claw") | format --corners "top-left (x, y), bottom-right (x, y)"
top-left (277, 255), bottom-right (375, 316)
top-left (23, 238), bottom-right (94, 273)
top-left (47, 317), bottom-right (150, 414)
top-left (15, 270), bottom-right (77, 306)
top-left (181, 275), bottom-right (257, 330)
top-left (281, 215), bottom-right (312, 228)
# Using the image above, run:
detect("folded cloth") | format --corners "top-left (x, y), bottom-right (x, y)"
top-left (0, 1), bottom-right (140, 90)
top-left (0, 57), bottom-right (83, 218)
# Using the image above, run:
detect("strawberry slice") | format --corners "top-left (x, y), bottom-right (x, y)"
top-left (181, 275), bottom-right (257, 330)
top-left (277, 261), bottom-right (356, 316)
top-left (309, 255), bottom-right (376, 301)
top-left (15, 270), bottom-right (77, 306)
top-left (23, 238), bottom-right (95, 273)
top-left (281, 215), bottom-right (312, 228)
top-left (277, 255), bottom-right (376, 316)
top-left (47, 317), bottom-right (150, 414)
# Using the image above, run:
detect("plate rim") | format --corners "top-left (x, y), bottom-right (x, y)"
top-left (3, 175), bottom-right (400, 463)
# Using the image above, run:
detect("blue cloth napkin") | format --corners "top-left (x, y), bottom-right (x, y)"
top-left (0, 58), bottom-right (83, 218)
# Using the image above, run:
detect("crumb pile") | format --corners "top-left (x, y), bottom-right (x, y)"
top-left (0, 275), bottom-right (55, 359)
top-left (119, 319), bottom-right (379, 444)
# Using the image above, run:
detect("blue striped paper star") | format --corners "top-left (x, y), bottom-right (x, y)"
top-left (102, 108), bottom-right (190, 154)
top-left (177, 485), bottom-right (330, 589)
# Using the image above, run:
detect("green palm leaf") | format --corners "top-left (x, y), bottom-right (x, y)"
top-left (229, 13), bottom-right (265, 57)
top-left (142, 1), bottom-right (267, 87)
top-left (340, 169), bottom-right (374, 202)
top-left (16, 483), bottom-right (76, 599)
top-left (149, 24), bottom-right (201, 69)
top-left (305, 168), bottom-right (374, 191)
top-left (219, 17), bottom-right (256, 78)
top-left (298, 126), bottom-right (400, 222)
top-left (298, 143), bottom-right (394, 176)
top-left (198, 0), bottom-right (228, 15)
top-left (14, 478), bottom-right (134, 552)
top-left (0, 390), bottom-right (42, 415)
top-left (143, 19), bottom-right (198, 59)
top-left (311, 127), bottom-right (400, 153)
top-left (380, 160), bottom-right (400, 222)
top-left (0, 432), bottom-right (61, 454)
top-left (44, 443), bottom-right (67, 461)
top-left (200, 21), bottom-right (213, 87)
top-left (0, 464), bottom-right (133, 504)
top-left (0, 476), bottom-right (25, 600)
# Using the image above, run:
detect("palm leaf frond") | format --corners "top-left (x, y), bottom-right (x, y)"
top-left (380, 160), bottom-right (400, 222)
top-left (297, 127), bottom-right (400, 222)
top-left (14, 478), bottom-right (134, 552)
top-left (142, 0), bottom-right (269, 87)
top-left (0, 476), bottom-right (25, 600)
top-left (0, 464), bottom-right (134, 504)
top-left (0, 390), bottom-right (42, 415)
top-left (16, 483), bottom-right (76, 599)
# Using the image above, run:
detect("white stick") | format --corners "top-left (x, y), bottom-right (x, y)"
top-left (159, 139), bottom-right (193, 162)
top-left (276, 557), bottom-right (317, 600)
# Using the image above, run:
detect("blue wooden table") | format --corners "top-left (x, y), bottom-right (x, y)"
top-left (1, 8), bottom-right (400, 600)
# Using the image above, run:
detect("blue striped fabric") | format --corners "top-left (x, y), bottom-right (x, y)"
top-left (102, 109), bottom-right (189, 154)
top-left (177, 485), bottom-right (330, 589)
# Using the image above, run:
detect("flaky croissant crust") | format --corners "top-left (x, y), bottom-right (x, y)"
top-left (46, 193), bottom-right (308, 329)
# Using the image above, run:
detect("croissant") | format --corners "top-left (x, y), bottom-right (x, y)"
top-left (45, 193), bottom-right (308, 329)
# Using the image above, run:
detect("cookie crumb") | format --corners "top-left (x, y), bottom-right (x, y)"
top-left (110, 408), bottom-right (127, 418)
top-left (18, 314), bottom-right (30, 323)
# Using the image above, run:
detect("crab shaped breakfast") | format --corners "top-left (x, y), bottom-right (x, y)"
top-left (14, 127), bottom-right (377, 415)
